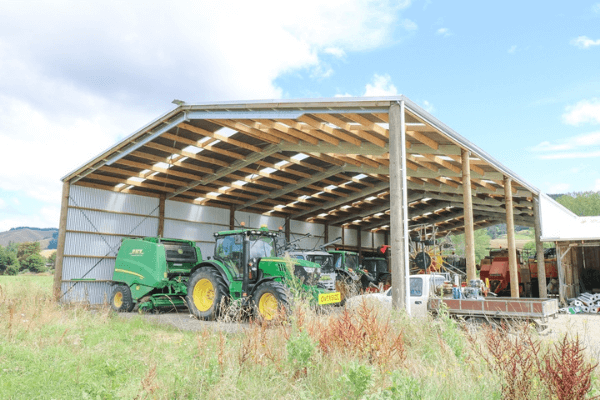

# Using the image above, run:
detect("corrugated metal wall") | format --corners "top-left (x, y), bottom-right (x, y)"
top-left (60, 185), bottom-right (159, 304)
top-left (164, 200), bottom-right (229, 258)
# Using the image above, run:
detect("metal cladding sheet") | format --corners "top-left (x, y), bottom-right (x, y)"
top-left (67, 208), bottom-right (158, 236)
top-left (373, 232), bottom-right (386, 248)
top-left (328, 226), bottom-right (343, 242)
top-left (64, 232), bottom-right (123, 257)
top-left (163, 219), bottom-right (223, 243)
top-left (70, 185), bottom-right (159, 215)
top-left (237, 211), bottom-right (286, 231)
top-left (60, 281), bottom-right (112, 305)
top-left (62, 257), bottom-right (115, 280)
top-left (165, 200), bottom-right (229, 224)
top-left (196, 242), bottom-right (214, 260)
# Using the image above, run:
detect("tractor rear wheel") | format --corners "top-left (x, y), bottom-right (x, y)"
top-left (253, 281), bottom-right (290, 321)
top-left (110, 285), bottom-right (135, 312)
top-left (186, 268), bottom-right (229, 320)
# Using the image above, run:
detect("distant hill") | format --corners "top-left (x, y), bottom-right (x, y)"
top-left (0, 227), bottom-right (58, 249)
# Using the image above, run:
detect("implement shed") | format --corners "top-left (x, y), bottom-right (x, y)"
top-left (54, 96), bottom-right (574, 309)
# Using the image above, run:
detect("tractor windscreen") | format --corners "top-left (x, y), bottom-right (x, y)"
top-left (248, 235), bottom-right (277, 259)
top-left (346, 254), bottom-right (359, 270)
top-left (307, 255), bottom-right (334, 273)
top-left (363, 259), bottom-right (388, 274)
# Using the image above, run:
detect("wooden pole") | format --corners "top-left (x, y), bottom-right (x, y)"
top-left (157, 194), bottom-right (166, 237)
top-left (53, 181), bottom-right (71, 301)
top-left (357, 226), bottom-right (362, 260)
top-left (533, 195), bottom-right (547, 298)
top-left (285, 217), bottom-right (291, 243)
top-left (229, 206), bottom-right (235, 230)
top-left (389, 101), bottom-right (409, 313)
top-left (462, 148), bottom-right (477, 282)
top-left (504, 176), bottom-right (519, 298)
top-left (324, 222), bottom-right (329, 243)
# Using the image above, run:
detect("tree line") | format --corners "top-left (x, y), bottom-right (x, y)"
top-left (0, 242), bottom-right (55, 275)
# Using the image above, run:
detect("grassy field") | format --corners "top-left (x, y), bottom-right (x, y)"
top-left (1, 275), bottom-right (598, 399)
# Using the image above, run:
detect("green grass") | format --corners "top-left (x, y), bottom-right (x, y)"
top-left (0, 275), bottom-right (598, 399)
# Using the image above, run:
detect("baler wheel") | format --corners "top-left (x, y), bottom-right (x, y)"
top-left (110, 285), bottom-right (135, 312)
top-left (253, 281), bottom-right (290, 321)
top-left (186, 268), bottom-right (229, 321)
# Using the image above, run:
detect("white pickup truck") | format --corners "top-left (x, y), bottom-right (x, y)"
top-left (349, 274), bottom-right (559, 322)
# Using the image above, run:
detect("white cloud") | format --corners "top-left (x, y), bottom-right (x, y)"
top-left (0, 0), bottom-right (414, 230)
top-left (422, 100), bottom-right (435, 113)
top-left (562, 98), bottom-right (600, 126)
top-left (508, 45), bottom-right (517, 54)
top-left (531, 131), bottom-right (600, 160)
top-left (364, 74), bottom-right (398, 96)
top-left (436, 28), bottom-right (451, 37)
top-left (570, 36), bottom-right (600, 49)
top-left (0, 198), bottom-right (5, 210)
top-left (324, 47), bottom-right (346, 58)
top-left (538, 150), bottom-right (600, 160)
top-left (401, 19), bottom-right (418, 31)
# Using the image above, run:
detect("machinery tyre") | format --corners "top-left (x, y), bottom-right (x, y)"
top-left (253, 281), bottom-right (290, 321)
top-left (110, 285), bottom-right (135, 312)
top-left (186, 268), bottom-right (229, 321)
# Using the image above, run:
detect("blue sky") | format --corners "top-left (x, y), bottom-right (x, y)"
top-left (0, 0), bottom-right (599, 231)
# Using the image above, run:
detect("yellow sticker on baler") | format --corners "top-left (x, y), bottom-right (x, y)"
top-left (318, 292), bottom-right (341, 305)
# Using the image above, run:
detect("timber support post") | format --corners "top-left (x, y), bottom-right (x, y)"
top-left (357, 226), bottom-right (362, 260)
top-left (389, 100), bottom-right (410, 313)
top-left (533, 195), bottom-right (547, 298)
top-left (462, 148), bottom-right (476, 282)
top-left (53, 180), bottom-right (71, 301)
top-left (229, 206), bottom-right (235, 230)
top-left (504, 176), bottom-right (519, 298)
top-left (158, 194), bottom-right (166, 237)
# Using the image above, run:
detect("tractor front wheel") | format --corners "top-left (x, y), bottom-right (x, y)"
top-left (110, 285), bottom-right (135, 312)
top-left (186, 268), bottom-right (229, 320)
top-left (253, 281), bottom-right (290, 321)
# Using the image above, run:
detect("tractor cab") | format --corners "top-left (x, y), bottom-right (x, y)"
top-left (362, 257), bottom-right (391, 287)
top-left (213, 228), bottom-right (277, 279)
top-left (288, 249), bottom-right (336, 290)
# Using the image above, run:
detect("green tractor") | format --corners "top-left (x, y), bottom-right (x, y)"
top-left (362, 257), bottom-right (392, 287)
top-left (327, 249), bottom-right (375, 302)
top-left (110, 226), bottom-right (340, 320)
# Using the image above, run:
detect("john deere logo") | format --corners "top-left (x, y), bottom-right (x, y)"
top-left (178, 249), bottom-right (183, 254)
top-left (130, 249), bottom-right (143, 256)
